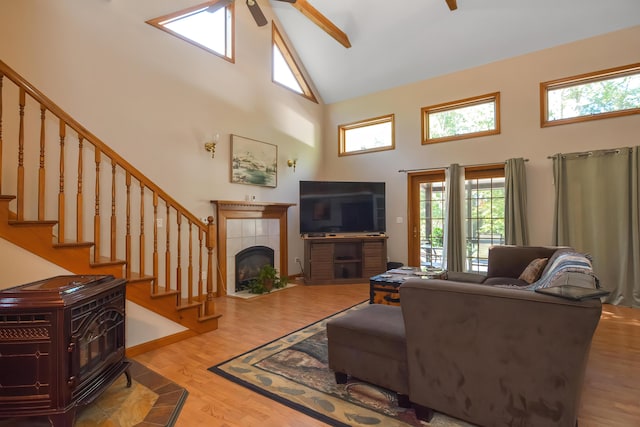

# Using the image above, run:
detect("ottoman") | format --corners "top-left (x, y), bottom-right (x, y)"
top-left (326, 304), bottom-right (409, 406)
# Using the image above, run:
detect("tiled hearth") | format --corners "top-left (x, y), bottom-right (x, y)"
top-left (211, 201), bottom-right (295, 296)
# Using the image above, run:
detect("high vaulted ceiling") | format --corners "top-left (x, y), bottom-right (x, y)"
top-left (270, 0), bottom-right (640, 104)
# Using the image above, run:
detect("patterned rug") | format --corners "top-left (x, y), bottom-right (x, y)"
top-left (0, 360), bottom-right (187, 427)
top-left (210, 302), bottom-right (473, 427)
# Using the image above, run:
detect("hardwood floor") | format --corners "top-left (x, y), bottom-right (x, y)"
top-left (133, 282), bottom-right (640, 426)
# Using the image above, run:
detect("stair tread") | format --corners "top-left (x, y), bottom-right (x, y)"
top-left (199, 313), bottom-right (223, 322)
top-left (54, 240), bottom-right (94, 248)
top-left (9, 219), bottom-right (58, 226)
top-left (126, 272), bottom-right (156, 283)
top-left (0, 195), bottom-right (16, 201)
top-left (91, 256), bottom-right (126, 267)
top-left (177, 300), bottom-right (203, 311)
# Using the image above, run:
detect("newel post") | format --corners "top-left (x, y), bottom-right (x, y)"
top-left (205, 216), bottom-right (216, 313)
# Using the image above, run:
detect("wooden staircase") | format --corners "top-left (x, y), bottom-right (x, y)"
top-left (0, 60), bottom-right (220, 335)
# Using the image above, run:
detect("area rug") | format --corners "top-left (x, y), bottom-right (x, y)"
top-left (209, 302), bottom-right (473, 427)
top-left (0, 360), bottom-right (188, 427)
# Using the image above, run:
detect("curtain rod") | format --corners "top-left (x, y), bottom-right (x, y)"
top-left (546, 148), bottom-right (626, 160)
top-left (398, 159), bottom-right (529, 173)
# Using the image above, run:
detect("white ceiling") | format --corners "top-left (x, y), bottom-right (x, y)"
top-left (270, 0), bottom-right (640, 104)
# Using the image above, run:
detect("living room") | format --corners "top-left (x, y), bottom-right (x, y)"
top-left (0, 1), bottom-right (639, 426)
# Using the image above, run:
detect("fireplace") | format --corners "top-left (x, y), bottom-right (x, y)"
top-left (211, 200), bottom-right (294, 296)
top-left (0, 275), bottom-right (130, 426)
top-left (235, 246), bottom-right (275, 291)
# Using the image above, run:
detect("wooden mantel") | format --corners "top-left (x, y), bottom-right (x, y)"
top-left (211, 200), bottom-right (295, 296)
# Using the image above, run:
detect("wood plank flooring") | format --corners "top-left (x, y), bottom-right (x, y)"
top-left (133, 282), bottom-right (640, 426)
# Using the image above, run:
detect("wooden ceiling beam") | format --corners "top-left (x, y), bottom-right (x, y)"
top-left (291, 0), bottom-right (351, 48)
top-left (445, 0), bottom-right (458, 11)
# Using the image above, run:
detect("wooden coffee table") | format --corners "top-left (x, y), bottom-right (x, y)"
top-left (369, 267), bottom-right (447, 306)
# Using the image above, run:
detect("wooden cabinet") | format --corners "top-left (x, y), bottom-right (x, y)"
top-left (303, 236), bottom-right (387, 284)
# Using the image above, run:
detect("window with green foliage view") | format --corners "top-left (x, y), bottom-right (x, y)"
top-left (541, 63), bottom-right (640, 127)
top-left (422, 93), bottom-right (500, 144)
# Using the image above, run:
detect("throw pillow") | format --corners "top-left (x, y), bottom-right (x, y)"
top-left (518, 258), bottom-right (548, 284)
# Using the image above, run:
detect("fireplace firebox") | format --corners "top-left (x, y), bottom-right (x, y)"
top-left (235, 246), bottom-right (275, 291)
top-left (0, 275), bottom-right (130, 426)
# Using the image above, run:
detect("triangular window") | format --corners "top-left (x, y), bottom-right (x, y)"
top-left (147, 0), bottom-right (234, 62)
top-left (272, 24), bottom-right (317, 103)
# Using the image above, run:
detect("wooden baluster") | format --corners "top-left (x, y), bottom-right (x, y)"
top-left (187, 220), bottom-right (193, 304)
top-left (17, 88), bottom-right (25, 221)
top-left (57, 120), bottom-right (65, 242)
top-left (205, 216), bottom-right (216, 313)
top-left (0, 73), bottom-right (4, 193)
top-left (76, 137), bottom-right (84, 241)
top-left (94, 149), bottom-right (101, 262)
top-left (176, 214), bottom-right (182, 298)
top-left (139, 183), bottom-right (145, 275)
top-left (110, 160), bottom-right (116, 260)
top-left (38, 105), bottom-right (45, 220)
top-left (165, 204), bottom-right (171, 292)
top-left (125, 172), bottom-right (131, 277)
top-left (198, 226), bottom-right (204, 300)
top-left (153, 193), bottom-right (159, 294)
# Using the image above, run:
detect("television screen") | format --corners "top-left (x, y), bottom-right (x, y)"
top-left (299, 181), bottom-right (386, 235)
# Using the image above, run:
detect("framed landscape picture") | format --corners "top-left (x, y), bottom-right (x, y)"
top-left (230, 135), bottom-right (277, 188)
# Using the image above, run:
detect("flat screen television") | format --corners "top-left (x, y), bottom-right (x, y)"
top-left (299, 181), bottom-right (386, 235)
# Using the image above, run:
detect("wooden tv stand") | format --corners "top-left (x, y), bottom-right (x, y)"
top-left (303, 235), bottom-right (387, 284)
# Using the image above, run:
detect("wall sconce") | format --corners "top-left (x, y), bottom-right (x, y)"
top-left (287, 159), bottom-right (297, 172)
top-left (204, 133), bottom-right (220, 158)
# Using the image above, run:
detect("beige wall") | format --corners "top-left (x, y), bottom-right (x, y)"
top-left (0, 0), bottom-right (323, 273)
top-left (0, 1), bottom-right (638, 269)
top-left (324, 26), bottom-right (640, 263)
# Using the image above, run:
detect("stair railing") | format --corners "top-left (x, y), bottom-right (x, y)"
top-left (0, 60), bottom-right (216, 317)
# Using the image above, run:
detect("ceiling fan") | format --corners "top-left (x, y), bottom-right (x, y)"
top-left (246, 0), bottom-right (295, 27)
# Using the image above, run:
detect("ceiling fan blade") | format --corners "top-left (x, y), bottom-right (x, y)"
top-left (274, 0), bottom-right (297, 3)
top-left (445, 0), bottom-right (458, 11)
top-left (247, 0), bottom-right (268, 26)
top-left (291, 0), bottom-right (351, 48)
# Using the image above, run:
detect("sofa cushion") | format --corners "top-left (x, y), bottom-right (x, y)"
top-left (518, 257), bottom-right (548, 284)
top-left (486, 246), bottom-right (562, 278)
top-left (484, 277), bottom-right (529, 287)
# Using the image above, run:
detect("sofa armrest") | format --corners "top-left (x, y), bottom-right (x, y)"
top-left (445, 271), bottom-right (486, 283)
top-left (399, 278), bottom-right (601, 427)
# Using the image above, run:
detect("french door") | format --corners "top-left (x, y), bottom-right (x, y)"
top-left (407, 171), bottom-right (446, 268)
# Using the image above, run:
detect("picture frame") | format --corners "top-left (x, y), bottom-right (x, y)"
top-left (230, 135), bottom-right (278, 188)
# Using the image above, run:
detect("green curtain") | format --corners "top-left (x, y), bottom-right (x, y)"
top-left (445, 163), bottom-right (465, 272)
top-left (505, 157), bottom-right (529, 245)
top-left (553, 147), bottom-right (640, 308)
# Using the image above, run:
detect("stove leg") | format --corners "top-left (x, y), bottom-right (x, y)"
top-left (48, 409), bottom-right (76, 427)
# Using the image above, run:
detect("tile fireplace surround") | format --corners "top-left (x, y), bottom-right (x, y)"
top-left (211, 201), bottom-right (295, 296)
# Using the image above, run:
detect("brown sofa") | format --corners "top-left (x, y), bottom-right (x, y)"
top-left (327, 245), bottom-right (602, 426)
top-left (400, 279), bottom-right (602, 426)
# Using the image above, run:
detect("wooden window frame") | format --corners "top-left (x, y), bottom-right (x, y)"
top-left (540, 63), bottom-right (640, 127)
top-left (146, 0), bottom-right (235, 63)
top-left (272, 23), bottom-right (318, 103)
top-left (421, 92), bottom-right (501, 144)
top-left (464, 164), bottom-right (505, 273)
top-left (338, 114), bottom-right (395, 156)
